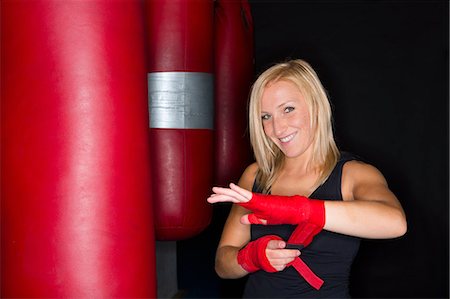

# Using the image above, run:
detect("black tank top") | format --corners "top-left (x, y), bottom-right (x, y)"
top-left (243, 152), bottom-right (361, 298)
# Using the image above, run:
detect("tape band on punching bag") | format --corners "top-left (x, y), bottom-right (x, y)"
top-left (148, 71), bottom-right (214, 240)
top-left (145, 0), bottom-right (214, 241)
top-left (148, 72), bottom-right (214, 129)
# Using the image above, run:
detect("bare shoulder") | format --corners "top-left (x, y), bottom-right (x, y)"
top-left (238, 162), bottom-right (259, 191)
top-left (343, 160), bottom-right (387, 182)
top-left (341, 160), bottom-right (389, 201)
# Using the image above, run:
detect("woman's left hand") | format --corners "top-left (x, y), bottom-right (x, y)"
top-left (207, 183), bottom-right (263, 224)
top-left (207, 183), bottom-right (253, 204)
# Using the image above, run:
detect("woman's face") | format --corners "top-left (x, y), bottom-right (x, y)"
top-left (260, 80), bottom-right (315, 159)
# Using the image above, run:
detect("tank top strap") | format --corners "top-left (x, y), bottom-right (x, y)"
top-left (310, 151), bottom-right (361, 200)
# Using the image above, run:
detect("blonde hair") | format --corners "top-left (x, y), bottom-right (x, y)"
top-left (249, 59), bottom-right (340, 193)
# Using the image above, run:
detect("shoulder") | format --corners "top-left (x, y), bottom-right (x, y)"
top-left (343, 160), bottom-right (386, 181)
top-left (341, 160), bottom-right (389, 200)
top-left (238, 162), bottom-right (259, 191)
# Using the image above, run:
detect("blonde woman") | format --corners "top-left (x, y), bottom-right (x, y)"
top-left (208, 59), bottom-right (407, 298)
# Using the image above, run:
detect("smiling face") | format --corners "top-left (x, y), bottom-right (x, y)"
top-left (260, 80), bottom-right (315, 160)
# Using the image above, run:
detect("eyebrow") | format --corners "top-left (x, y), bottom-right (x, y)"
top-left (261, 101), bottom-right (295, 114)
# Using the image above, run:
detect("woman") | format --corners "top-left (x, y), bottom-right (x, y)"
top-left (207, 59), bottom-right (407, 298)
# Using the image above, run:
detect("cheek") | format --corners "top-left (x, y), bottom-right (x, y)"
top-left (300, 109), bottom-right (310, 122)
top-left (262, 122), bottom-right (272, 136)
top-left (303, 124), bottom-right (316, 145)
top-left (296, 111), bottom-right (311, 131)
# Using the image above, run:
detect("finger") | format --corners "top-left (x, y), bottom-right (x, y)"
top-left (271, 264), bottom-right (287, 272)
top-left (267, 248), bottom-right (301, 260)
top-left (207, 196), bottom-right (222, 204)
top-left (229, 183), bottom-right (253, 200)
top-left (269, 256), bottom-right (297, 269)
top-left (211, 186), bottom-right (249, 202)
top-left (210, 186), bottom-right (242, 201)
top-left (207, 194), bottom-right (240, 204)
top-left (266, 249), bottom-right (299, 270)
top-left (240, 214), bottom-right (267, 225)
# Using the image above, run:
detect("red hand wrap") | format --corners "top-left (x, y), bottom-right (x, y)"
top-left (237, 235), bottom-right (281, 273)
top-left (286, 223), bottom-right (325, 290)
top-left (239, 193), bottom-right (326, 229)
top-left (288, 222), bottom-right (323, 247)
top-left (239, 231), bottom-right (324, 289)
top-left (239, 193), bottom-right (327, 289)
top-left (290, 255), bottom-right (324, 290)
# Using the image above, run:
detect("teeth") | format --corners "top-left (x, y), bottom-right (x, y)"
top-left (280, 133), bottom-right (295, 143)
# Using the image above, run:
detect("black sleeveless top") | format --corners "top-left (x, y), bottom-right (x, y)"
top-left (243, 152), bottom-right (361, 298)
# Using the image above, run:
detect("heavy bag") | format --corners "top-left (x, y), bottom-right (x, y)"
top-left (145, 0), bottom-right (214, 240)
top-left (214, 0), bottom-right (255, 185)
top-left (1, 1), bottom-right (156, 297)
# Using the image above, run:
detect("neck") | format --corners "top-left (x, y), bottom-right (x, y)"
top-left (282, 146), bottom-right (317, 175)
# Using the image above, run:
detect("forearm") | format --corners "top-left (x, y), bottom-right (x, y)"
top-left (324, 199), bottom-right (407, 239)
top-left (215, 245), bottom-right (248, 279)
top-left (236, 190), bottom-right (406, 239)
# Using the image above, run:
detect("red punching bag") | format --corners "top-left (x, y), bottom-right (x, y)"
top-left (214, 0), bottom-right (255, 185)
top-left (1, 1), bottom-right (156, 297)
top-left (145, 0), bottom-right (214, 240)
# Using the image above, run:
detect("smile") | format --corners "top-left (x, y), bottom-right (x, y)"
top-left (279, 132), bottom-right (296, 143)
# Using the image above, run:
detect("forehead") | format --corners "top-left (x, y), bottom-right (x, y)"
top-left (260, 80), bottom-right (306, 109)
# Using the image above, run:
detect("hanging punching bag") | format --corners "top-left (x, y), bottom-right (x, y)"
top-left (1, 1), bottom-right (156, 297)
top-left (145, 0), bottom-right (214, 240)
top-left (214, 0), bottom-right (255, 186)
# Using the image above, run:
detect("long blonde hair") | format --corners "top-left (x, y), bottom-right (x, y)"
top-left (249, 59), bottom-right (340, 193)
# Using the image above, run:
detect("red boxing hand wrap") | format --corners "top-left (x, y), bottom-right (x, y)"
top-left (286, 223), bottom-right (325, 290)
top-left (239, 193), bottom-right (326, 229)
top-left (290, 255), bottom-right (324, 290)
top-left (238, 193), bottom-right (327, 290)
top-left (237, 235), bottom-right (282, 273)
top-left (289, 222), bottom-right (323, 247)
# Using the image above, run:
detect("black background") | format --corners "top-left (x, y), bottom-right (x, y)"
top-left (178, 1), bottom-right (449, 298)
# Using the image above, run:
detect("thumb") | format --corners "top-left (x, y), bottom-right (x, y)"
top-left (266, 239), bottom-right (286, 250)
top-left (240, 214), bottom-right (267, 225)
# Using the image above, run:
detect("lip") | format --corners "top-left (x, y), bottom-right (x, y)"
top-left (279, 132), bottom-right (296, 143)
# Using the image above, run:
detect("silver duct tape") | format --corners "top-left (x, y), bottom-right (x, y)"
top-left (148, 72), bottom-right (214, 129)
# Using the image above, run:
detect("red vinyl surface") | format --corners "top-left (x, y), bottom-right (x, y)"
top-left (146, 0), bottom-right (214, 73)
top-left (149, 129), bottom-right (214, 240)
top-left (214, 0), bottom-right (255, 185)
top-left (145, 0), bottom-right (214, 240)
top-left (1, 1), bottom-right (156, 297)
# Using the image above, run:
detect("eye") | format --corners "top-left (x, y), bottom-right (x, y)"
top-left (261, 114), bottom-right (271, 121)
top-left (284, 106), bottom-right (295, 113)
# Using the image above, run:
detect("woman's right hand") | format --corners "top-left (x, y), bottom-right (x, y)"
top-left (265, 239), bottom-right (301, 272)
top-left (237, 235), bottom-right (300, 273)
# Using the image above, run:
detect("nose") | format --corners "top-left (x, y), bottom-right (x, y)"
top-left (272, 116), bottom-right (288, 137)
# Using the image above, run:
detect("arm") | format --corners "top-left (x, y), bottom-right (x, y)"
top-left (214, 163), bottom-right (300, 279)
top-left (324, 160), bottom-right (407, 239)
top-left (209, 161), bottom-right (407, 240)
top-left (215, 204), bottom-right (251, 278)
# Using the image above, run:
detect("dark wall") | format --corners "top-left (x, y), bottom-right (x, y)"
top-left (178, 1), bottom-right (449, 298)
